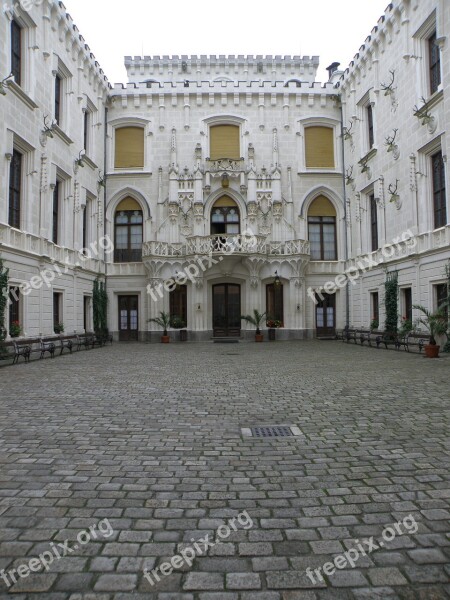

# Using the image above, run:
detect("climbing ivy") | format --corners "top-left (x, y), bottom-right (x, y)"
top-left (384, 271), bottom-right (398, 334)
top-left (93, 277), bottom-right (108, 335)
top-left (0, 257), bottom-right (9, 355)
top-left (443, 262), bottom-right (450, 353)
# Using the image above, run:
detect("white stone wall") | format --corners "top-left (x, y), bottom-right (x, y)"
top-left (339, 0), bottom-right (450, 331)
top-left (0, 0), bottom-right (109, 338)
top-left (106, 71), bottom-right (346, 339)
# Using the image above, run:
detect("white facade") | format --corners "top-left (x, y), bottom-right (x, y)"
top-left (0, 0), bottom-right (448, 342)
top-left (338, 0), bottom-right (450, 332)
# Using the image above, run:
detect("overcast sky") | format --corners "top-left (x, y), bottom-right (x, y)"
top-left (66, 0), bottom-right (389, 84)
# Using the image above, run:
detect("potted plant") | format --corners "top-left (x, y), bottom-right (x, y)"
top-left (370, 318), bottom-right (379, 331)
top-left (398, 316), bottom-right (413, 337)
top-left (148, 311), bottom-right (171, 343)
top-left (54, 322), bottom-right (64, 335)
top-left (241, 309), bottom-right (266, 342)
top-left (413, 304), bottom-right (447, 358)
top-left (170, 316), bottom-right (187, 341)
top-left (10, 320), bottom-right (21, 338)
top-left (266, 318), bottom-right (282, 341)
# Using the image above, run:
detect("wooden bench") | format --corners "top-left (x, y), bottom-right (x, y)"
top-left (375, 331), bottom-right (401, 350)
top-left (359, 329), bottom-right (372, 346)
top-left (342, 327), bottom-right (358, 343)
top-left (0, 341), bottom-right (15, 364)
top-left (12, 341), bottom-right (31, 364)
top-left (398, 331), bottom-right (426, 353)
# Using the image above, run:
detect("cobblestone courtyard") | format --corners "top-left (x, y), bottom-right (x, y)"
top-left (0, 340), bottom-right (449, 600)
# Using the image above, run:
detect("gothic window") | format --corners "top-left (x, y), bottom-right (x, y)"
top-left (307, 196), bottom-right (337, 260)
top-left (114, 198), bottom-right (143, 262)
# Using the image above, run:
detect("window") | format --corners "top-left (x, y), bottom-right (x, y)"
top-left (53, 292), bottom-right (62, 333)
top-left (367, 104), bottom-right (374, 149)
top-left (54, 74), bottom-right (62, 125)
top-left (371, 292), bottom-right (379, 325)
top-left (432, 151), bottom-right (446, 228)
top-left (82, 203), bottom-right (88, 250)
top-left (114, 127), bottom-right (145, 169)
top-left (114, 198), bottom-right (143, 262)
top-left (266, 283), bottom-right (284, 325)
top-left (304, 127), bottom-right (334, 168)
top-left (210, 197), bottom-right (240, 235)
top-left (83, 110), bottom-right (90, 152)
top-left (170, 285), bottom-right (187, 327)
top-left (435, 283), bottom-right (448, 319)
top-left (307, 196), bottom-right (337, 260)
top-left (11, 20), bottom-right (22, 86)
top-left (370, 194), bottom-right (378, 251)
top-left (429, 31), bottom-right (441, 95)
top-left (8, 149), bottom-right (22, 229)
top-left (52, 181), bottom-right (60, 244)
top-left (83, 296), bottom-right (91, 332)
top-left (402, 288), bottom-right (413, 323)
top-left (209, 125), bottom-right (240, 160)
top-left (9, 287), bottom-right (20, 337)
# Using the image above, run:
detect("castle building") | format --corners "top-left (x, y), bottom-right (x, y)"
top-left (0, 0), bottom-right (448, 342)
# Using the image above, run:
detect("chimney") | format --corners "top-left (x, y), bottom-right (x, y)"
top-left (326, 62), bottom-right (341, 79)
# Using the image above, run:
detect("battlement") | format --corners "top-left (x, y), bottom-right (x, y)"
top-left (110, 79), bottom-right (336, 95)
top-left (51, 0), bottom-right (110, 89)
top-left (124, 55), bottom-right (321, 85)
top-left (338, 1), bottom-right (400, 89)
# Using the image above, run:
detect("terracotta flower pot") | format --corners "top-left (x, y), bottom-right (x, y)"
top-left (161, 335), bottom-right (170, 343)
top-left (255, 334), bottom-right (264, 342)
top-left (424, 344), bottom-right (440, 358)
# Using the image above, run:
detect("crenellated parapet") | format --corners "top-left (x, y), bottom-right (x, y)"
top-left (125, 55), bottom-right (320, 84)
top-left (44, 0), bottom-right (110, 92)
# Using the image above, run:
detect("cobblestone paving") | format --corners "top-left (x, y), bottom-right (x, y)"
top-left (0, 340), bottom-right (449, 600)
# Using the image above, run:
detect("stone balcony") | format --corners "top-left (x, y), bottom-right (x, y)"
top-left (142, 234), bottom-right (310, 259)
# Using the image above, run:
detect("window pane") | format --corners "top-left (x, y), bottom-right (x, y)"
top-left (308, 223), bottom-right (322, 260)
top-left (323, 224), bottom-right (336, 260)
top-left (115, 226), bottom-right (128, 248)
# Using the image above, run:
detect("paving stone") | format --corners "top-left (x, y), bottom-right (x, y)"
top-left (367, 567), bottom-right (408, 586)
top-left (407, 548), bottom-right (448, 563)
top-left (0, 341), bottom-right (449, 598)
top-left (183, 573), bottom-right (224, 591)
top-left (225, 573), bottom-right (262, 589)
top-left (94, 574), bottom-right (138, 592)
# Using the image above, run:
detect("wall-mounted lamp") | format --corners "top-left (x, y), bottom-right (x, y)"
top-left (221, 172), bottom-right (229, 188)
top-left (296, 304), bottom-right (300, 311)
top-left (0, 73), bottom-right (13, 96)
top-left (274, 270), bottom-right (281, 287)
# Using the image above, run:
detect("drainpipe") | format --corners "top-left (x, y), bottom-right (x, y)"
top-left (103, 105), bottom-right (108, 331)
top-left (338, 95), bottom-right (350, 330)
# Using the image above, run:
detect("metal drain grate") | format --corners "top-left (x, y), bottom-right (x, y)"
top-left (241, 425), bottom-right (302, 438)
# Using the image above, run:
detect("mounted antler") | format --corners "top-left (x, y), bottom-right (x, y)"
top-left (385, 129), bottom-right (398, 151)
top-left (413, 97), bottom-right (434, 125)
top-left (345, 166), bottom-right (354, 185)
top-left (388, 180), bottom-right (399, 196)
top-left (342, 120), bottom-right (354, 140)
top-left (381, 70), bottom-right (396, 95)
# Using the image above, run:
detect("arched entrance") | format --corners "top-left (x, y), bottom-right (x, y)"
top-left (212, 283), bottom-right (241, 337)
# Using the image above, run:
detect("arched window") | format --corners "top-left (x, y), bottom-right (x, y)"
top-left (210, 197), bottom-right (240, 235)
top-left (308, 196), bottom-right (337, 260)
top-left (114, 127), bottom-right (145, 169)
top-left (114, 198), bottom-right (143, 262)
